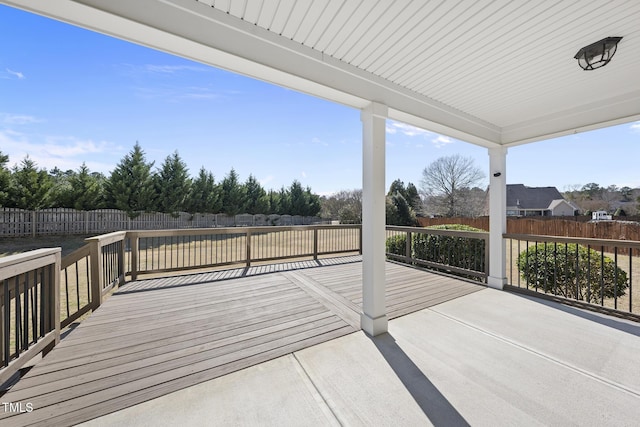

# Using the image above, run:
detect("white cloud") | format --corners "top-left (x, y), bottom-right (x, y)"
top-left (134, 85), bottom-right (221, 102)
top-left (5, 68), bottom-right (25, 79)
top-left (144, 64), bottom-right (208, 74)
top-left (432, 135), bottom-right (453, 148)
top-left (1, 113), bottom-right (41, 125)
top-left (630, 121), bottom-right (640, 132)
top-left (301, 171), bottom-right (307, 178)
top-left (311, 137), bottom-right (328, 147)
top-left (181, 86), bottom-right (221, 100)
top-left (0, 130), bottom-right (120, 173)
top-left (117, 63), bottom-right (209, 76)
top-left (386, 120), bottom-right (433, 138)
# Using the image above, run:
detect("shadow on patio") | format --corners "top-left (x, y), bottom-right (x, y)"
top-left (0, 256), bottom-right (482, 426)
top-left (81, 282), bottom-right (640, 427)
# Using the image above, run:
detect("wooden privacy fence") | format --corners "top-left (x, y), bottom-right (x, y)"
top-left (0, 208), bottom-right (327, 237)
top-left (418, 216), bottom-right (640, 241)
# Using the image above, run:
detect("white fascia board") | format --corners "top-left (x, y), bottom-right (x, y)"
top-left (501, 90), bottom-right (640, 147)
top-left (3, 0), bottom-right (500, 146)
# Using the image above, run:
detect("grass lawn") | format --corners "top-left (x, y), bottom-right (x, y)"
top-left (0, 235), bottom-right (93, 258)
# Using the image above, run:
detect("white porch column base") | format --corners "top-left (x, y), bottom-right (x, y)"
top-left (360, 313), bottom-right (388, 337)
top-left (360, 101), bottom-right (388, 336)
top-left (487, 275), bottom-right (507, 290)
top-left (488, 146), bottom-right (508, 290)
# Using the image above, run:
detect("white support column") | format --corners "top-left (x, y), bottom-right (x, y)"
top-left (487, 146), bottom-right (508, 289)
top-left (360, 101), bottom-right (388, 336)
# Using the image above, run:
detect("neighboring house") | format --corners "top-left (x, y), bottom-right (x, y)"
top-left (485, 184), bottom-right (579, 216)
top-left (505, 184), bottom-right (578, 216)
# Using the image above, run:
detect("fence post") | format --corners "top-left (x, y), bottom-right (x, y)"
top-left (359, 225), bottom-right (363, 255)
top-left (88, 238), bottom-right (103, 309)
top-left (246, 229), bottom-right (252, 267)
top-left (406, 231), bottom-right (412, 263)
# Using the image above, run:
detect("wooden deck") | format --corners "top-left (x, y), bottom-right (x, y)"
top-left (0, 257), bottom-right (483, 426)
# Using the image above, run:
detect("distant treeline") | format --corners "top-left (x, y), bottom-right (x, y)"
top-left (0, 143), bottom-right (321, 218)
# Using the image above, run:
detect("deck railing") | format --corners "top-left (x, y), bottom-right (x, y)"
top-left (0, 248), bottom-right (60, 385)
top-left (5, 225), bottom-right (640, 385)
top-left (59, 232), bottom-right (127, 329)
top-left (385, 226), bottom-right (489, 282)
top-left (127, 225), bottom-right (361, 279)
top-left (60, 244), bottom-right (92, 329)
top-left (86, 231), bottom-right (127, 308)
top-left (505, 233), bottom-right (640, 320)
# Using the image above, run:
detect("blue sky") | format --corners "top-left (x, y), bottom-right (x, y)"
top-left (1, 5), bottom-right (639, 196)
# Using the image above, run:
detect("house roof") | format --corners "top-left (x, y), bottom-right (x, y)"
top-left (548, 198), bottom-right (580, 210)
top-left (4, 0), bottom-right (640, 147)
top-left (506, 184), bottom-right (566, 210)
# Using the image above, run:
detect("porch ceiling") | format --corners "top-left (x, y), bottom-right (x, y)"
top-left (4, 0), bottom-right (640, 147)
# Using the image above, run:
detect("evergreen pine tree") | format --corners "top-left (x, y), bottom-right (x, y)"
top-left (0, 151), bottom-right (10, 206)
top-left (277, 186), bottom-right (290, 214)
top-left (289, 180), bottom-right (307, 216)
top-left (48, 167), bottom-right (75, 208)
top-left (267, 190), bottom-right (280, 214)
top-left (105, 142), bottom-right (156, 217)
top-left (8, 156), bottom-right (53, 210)
top-left (155, 151), bottom-right (191, 215)
top-left (69, 163), bottom-right (105, 210)
top-left (304, 186), bottom-right (321, 216)
top-left (186, 167), bottom-right (221, 213)
top-left (220, 168), bottom-right (247, 215)
top-left (244, 174), bottom-right (269, 214)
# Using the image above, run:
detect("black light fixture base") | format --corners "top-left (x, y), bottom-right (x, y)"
top-left (574, 36), bottom-right (623, 70)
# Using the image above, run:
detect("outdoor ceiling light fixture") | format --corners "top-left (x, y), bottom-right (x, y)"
top-left (574, 36), bottom-right (623, 70)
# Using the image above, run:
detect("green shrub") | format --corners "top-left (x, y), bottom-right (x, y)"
top-left (385, 234), bottom-right (407, 257)
top-left (414, 225), bottom-right (485, 276)
top-left (385, 224), bottom-right (486, 281)
top-left (517, 243), bottom-right (628, 303)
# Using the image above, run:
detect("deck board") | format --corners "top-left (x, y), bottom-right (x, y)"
top-left (0, 258), bottom-right (483, 426)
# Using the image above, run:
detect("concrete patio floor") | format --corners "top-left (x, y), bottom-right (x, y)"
top-left (82, 288), bottom-right (640, 427)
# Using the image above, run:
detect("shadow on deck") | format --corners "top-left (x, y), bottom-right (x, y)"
top-left (0, 256), bottom-right (483, 426)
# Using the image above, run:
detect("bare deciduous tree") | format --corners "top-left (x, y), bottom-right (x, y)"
top-left (320, 189), bottom-right (362, 223)
top-left (420, 155), bottom-right (485, 217)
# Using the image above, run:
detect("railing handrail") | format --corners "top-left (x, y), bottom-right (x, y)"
top-left (504, 233), bottom-right (640, 249)
top-left (127, 224), bottom-right (362, 279)
top-left (85, 230), bottom-right (127, 247)
top-left (0, 248), bottom-right (61, 281)
top-left (387, 225), bottom-right (489, 240)
top-left (126, 224), bottom-right (357, 239)
top-left (61, 244), bottom-right (91, 270)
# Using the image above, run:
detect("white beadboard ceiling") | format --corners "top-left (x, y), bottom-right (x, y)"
top-left (3, 0), bottom-right (640, 147)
